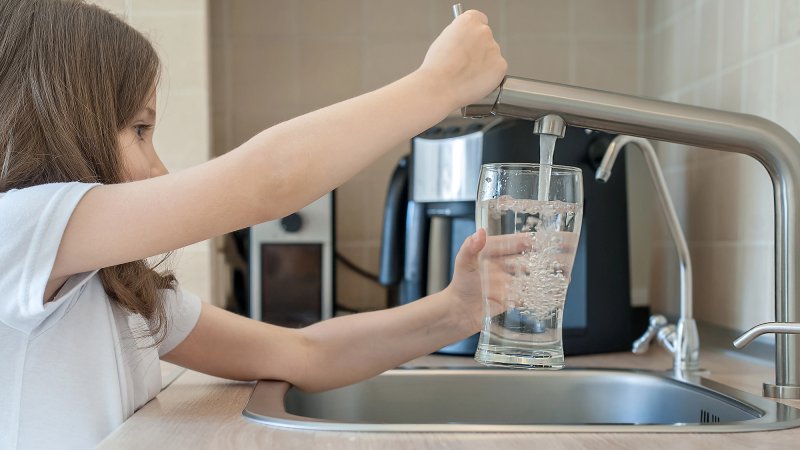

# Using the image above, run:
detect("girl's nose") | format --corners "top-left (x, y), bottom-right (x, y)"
top-left (149, 151), bottom-right (169, 177)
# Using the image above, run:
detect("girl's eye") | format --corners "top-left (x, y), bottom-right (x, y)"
top-left (133, 124), bottom-right (152, 140)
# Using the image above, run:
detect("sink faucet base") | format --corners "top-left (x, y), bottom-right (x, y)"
top-left (676, 318), bottom-right (701, 373)
top-left (764, 383), bottom-right (800, 399)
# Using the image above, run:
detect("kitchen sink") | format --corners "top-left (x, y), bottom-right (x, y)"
top-left (242, 368), bottom-right (800, 432)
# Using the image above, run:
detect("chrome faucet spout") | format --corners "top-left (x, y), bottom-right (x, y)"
top-left (533, 114), bottom-right (566, 138)
top-left (464, 75), bottom-right (800, 398)
top-left (596, 136), bottom-right (700, 374)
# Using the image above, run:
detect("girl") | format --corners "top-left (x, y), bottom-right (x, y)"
top-left (0, 0), bottom-right (506, 448)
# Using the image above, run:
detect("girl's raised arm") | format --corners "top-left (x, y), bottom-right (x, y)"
top-left (49, 11), bottom-right (506, 287)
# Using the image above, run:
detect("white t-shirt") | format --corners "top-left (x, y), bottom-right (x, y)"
top-left (0, 182), bottom-right (202, 450)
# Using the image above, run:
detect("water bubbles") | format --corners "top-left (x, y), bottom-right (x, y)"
top-left (480, 197), bottom-right (582, 321)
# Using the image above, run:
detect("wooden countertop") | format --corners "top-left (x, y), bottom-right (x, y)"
top-left (99, 348), bottom-right (800, 449)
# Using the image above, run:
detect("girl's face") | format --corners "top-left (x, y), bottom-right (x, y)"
top-left (117, 94), bottom-right (168, 182)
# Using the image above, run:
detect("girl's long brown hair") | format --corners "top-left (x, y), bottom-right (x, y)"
top-left (0, 0), bottom-right (175, 344)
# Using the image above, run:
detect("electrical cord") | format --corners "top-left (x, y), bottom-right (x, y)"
top-left (334, 251), bottom-right (388, 314)
top-left (335, 252), bottom-right (384, 285)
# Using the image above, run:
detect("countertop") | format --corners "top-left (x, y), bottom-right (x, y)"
top-left (99, 347), bottom-right (800, 449)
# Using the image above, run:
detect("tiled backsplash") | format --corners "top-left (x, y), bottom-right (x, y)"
top-left (105, 0), bottom-right (800, 333)
top-left (642, 0), bottom-right (800, 331)
top-left (210, 0), bottom-right (642, 312)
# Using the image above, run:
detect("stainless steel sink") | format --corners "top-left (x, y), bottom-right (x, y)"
top-left (242, 368), bottom-right (800, 432)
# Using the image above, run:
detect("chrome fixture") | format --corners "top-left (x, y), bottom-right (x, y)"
top-left (734, 322), bottom-right (800, 398)
top-left (632, 315), bottom-right (669, 353)
top-left (596, 136), bottom-right (700, 375)
top-left (533, 114), bottom-right (566, 138)
top-left (464, 75), bottom-right (800, 399)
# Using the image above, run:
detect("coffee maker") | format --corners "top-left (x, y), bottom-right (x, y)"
top-left (379, 116), bottom-right (634, 355)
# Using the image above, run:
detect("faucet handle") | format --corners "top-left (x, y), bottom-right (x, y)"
top-left (733, 322), bottom-right (800, 399)
top-left (632, 315), bottom-right (668, 354)
top-left (733, 322), bottom-right (800, 348)
top-left (656, 324), bottom-right (677, 355)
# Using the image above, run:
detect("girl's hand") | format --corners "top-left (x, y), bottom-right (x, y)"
top-left (418, 10), bottom-right (507, 109)
top-left (446, 230), bottom-right (542, 334)
top-left (444, 228), bottom-right (489, 334)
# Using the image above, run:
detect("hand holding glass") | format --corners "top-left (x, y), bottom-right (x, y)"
top-left (475, 163), bottom-right (583, 369)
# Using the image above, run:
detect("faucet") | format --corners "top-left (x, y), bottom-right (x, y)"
top-left (463, 75), bottom-right (800, 399)
top-left (733, 322), bottom-right (800, 398)
top-left (595, 136), bottom-right (700, 375)
top-left (533, 114), bottom-right (566, 138)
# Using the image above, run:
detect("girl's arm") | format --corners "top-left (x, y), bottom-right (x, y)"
top-left (50, 11), bottom-right (506, 282)
top-left (162, 230), bottom-right (488, 391)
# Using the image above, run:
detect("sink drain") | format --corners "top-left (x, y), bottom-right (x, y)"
top-left (700, 409), bottom-right (721, 424)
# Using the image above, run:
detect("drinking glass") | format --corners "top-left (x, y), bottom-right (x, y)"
top-left (474, 163), bottom-right (583, 369)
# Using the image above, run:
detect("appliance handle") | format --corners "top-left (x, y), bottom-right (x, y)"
top-left (378, 156), bottom-right (409, 286)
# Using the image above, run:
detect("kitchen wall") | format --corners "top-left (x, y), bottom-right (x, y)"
top-left (640, 0), bottom-right (800, 332)
top-left (84, 0), bottom-right (800, 336)
top-left (210, 0), bottom-right (643, 312)
top-left (90, 0), bottom-right (215, 304)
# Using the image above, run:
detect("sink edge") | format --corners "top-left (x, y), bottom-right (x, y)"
top-left (242, 368), bottom-right (800, 433)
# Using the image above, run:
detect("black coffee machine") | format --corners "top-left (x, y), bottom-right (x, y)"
top-left (379, 117), bottom-right (632, 355)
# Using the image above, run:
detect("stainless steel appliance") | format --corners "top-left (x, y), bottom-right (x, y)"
top-left (249, 194), bottom-right (334, 327)
top-left (379, 117), bottom-right (633, 355)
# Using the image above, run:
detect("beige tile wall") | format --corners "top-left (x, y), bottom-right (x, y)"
top-left (87, 0), bottom-right (800, 335)
top-left (91, 0), bottom-right (215, 304)
top-left (210, 0), bottom-right (642, 312)
top-left (641, 0), bottom-right (800, 332)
